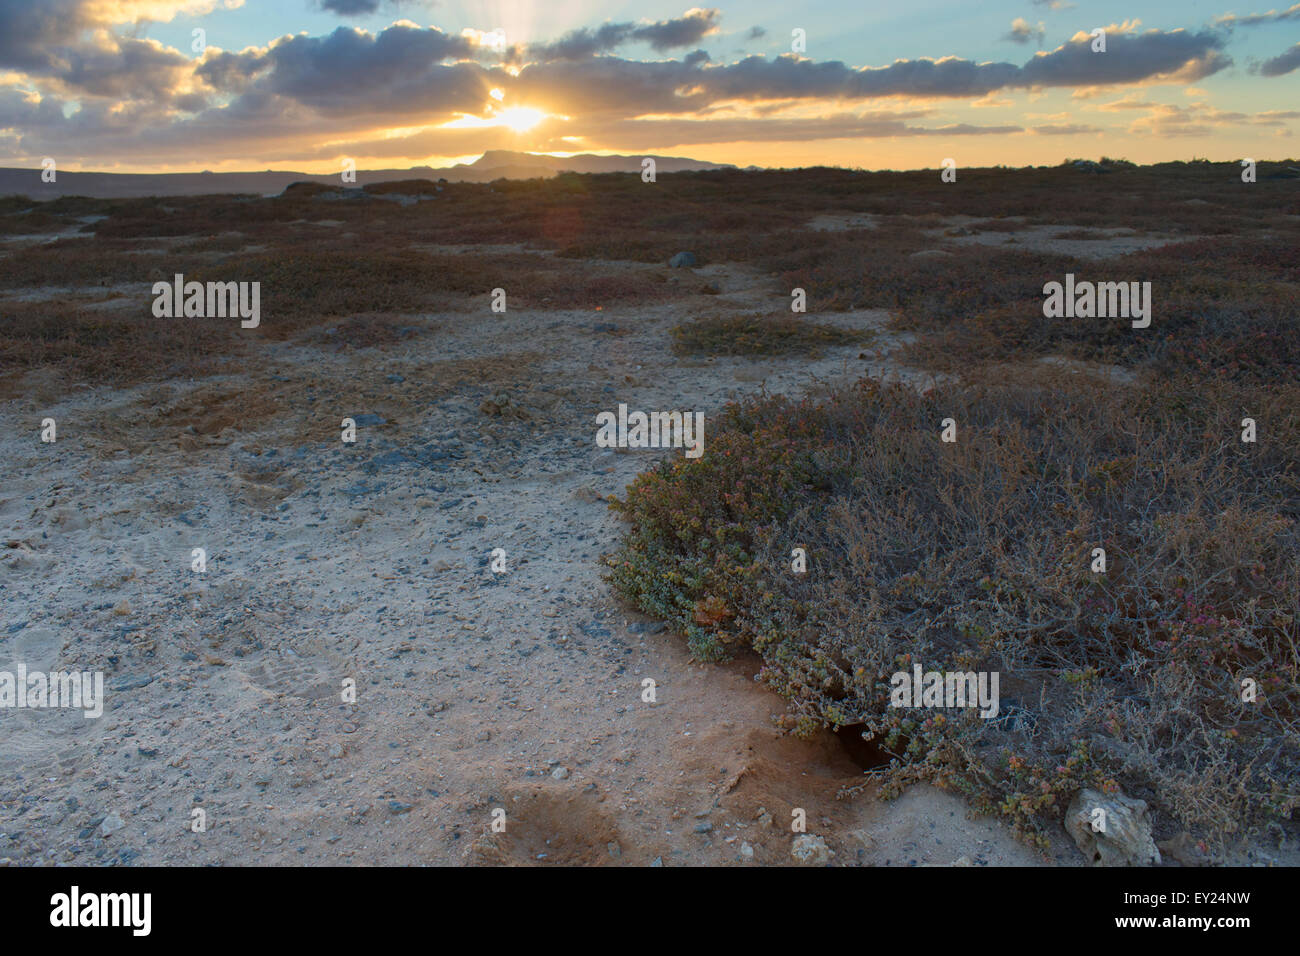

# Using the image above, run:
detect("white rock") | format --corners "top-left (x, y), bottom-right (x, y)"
top-left (1066, 788), bottom-right (1161, 866)
top-left (791, 833), bottom-right (831, 866)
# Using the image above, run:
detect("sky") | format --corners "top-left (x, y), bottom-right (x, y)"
top-left (0, 0), bottom-right (1296, 173)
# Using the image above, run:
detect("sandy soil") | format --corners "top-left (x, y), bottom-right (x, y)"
top-left (0, 255), bottom-right (1093, 867)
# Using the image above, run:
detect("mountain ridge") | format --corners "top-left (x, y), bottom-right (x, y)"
top-left (0, 150), bottom-right (736, 199)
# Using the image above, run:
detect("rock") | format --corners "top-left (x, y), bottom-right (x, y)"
top-left (1066, 788), bottom-right (1161, 866)
top-left (100, 812), bottom-right (126, 837)
top-left (791, 833), bottom-right (831, 866)
top-left (668, 251), bottom-right (697, 268)
top-left (739, 842), bottom-right (754, 860)
top-left (693, 822), bottom-right (713, 834)
top-left (350, 414), bottom-right (386, 427)
top-left (551, 766), bottom-right (569, 780)
top-left (650, 856), bottom-right (663, 867)
top-left (909, 249), bottom-right (953, 260)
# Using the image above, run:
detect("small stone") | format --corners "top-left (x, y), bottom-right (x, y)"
top-left (100, 813), bottom-right (126, 837)
top-left (791, 833), bottom-right (831, 866)
top-left (551, 766), bottom-right (569, 780)
top-left (668, 251), bottom-right (697, 268)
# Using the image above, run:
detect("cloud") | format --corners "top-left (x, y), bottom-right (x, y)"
top-left (524, 8), bottom-right (720, 61)
top-left (557, 112), bottom-right (1023, 150)
top-left (1019, 26), bottom-right (1228, 86)
top-left (635, 7), bottom-right (720, 51)
top-left (1030, 123), bottom-right (1101, 134)
top-left (746, 27), bottom-right (767, 40)
top-left (318, 0), bottom-right (381, 15)
top-left (1122, 100), bottom-right (1299, 137)
top-left (1032, 0), bottom-right (1074, 9)
top-left (0, 5), bottom-right (1261, 169)
top-left (1259, 41), bottom-right (1300, 75)
top-left (197, 24), bottom-right (483, 116)
top-left (1213, 4), bottom-right (1300, 27)
top-left (1004, 18), bottom-right (1045, 44)
top-left (0, 0), bottom-right (239, 99)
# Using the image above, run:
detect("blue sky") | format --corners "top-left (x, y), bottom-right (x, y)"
top-left (1, 1), bottom-right (1296, 172)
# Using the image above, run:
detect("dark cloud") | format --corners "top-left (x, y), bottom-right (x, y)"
top-left (319, 0), bottom-right (383, 15)
top-left (1018, 28), bottom-right (1228, 86)
top-left (198, 25), bottom-right (485, 117)
top-left (0, 0), bottom-right (197, 105)
top-left (746, 27), bottom-right (767, 40)
top-left (1259, 41), bottom-right (1300, 75)
top-left (0, 0), bottom-right (94, 72)
top-left (634, 8), bottom-right (720, 51)
top-left (54, 37), bottom-right (194, 101)
top-left (525, 8), bottom-right (720, 61)
top-left (691, 55), bottom-right (1022, 100)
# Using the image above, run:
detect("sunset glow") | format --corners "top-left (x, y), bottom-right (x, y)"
top-left (0, 2), bottom-right (1295, 173)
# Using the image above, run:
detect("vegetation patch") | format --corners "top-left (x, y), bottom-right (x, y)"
top-left (607, 372), bottom-right (1299, 850)
top-left (671, 312), bottom-right (866, 357)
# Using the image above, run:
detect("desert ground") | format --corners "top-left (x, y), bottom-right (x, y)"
top-left (2, 164), bottom-right (1297, 865)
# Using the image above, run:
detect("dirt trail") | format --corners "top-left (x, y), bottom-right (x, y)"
top-left (0, 260), bottom-right (1069, 866)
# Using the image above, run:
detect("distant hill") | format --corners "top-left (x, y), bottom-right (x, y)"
top-left (0, 150), bottom-right (736, 200)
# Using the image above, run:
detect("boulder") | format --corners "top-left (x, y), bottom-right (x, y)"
top-left (1066, 788), bottom-right (1161, 866)
top-left (668, 251), bottom-right (697, 268)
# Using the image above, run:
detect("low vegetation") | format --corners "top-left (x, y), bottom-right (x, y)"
top-left (607, 371), bottom-right (1300, 849)
top-left (671, 312), bottom-right (865, 356)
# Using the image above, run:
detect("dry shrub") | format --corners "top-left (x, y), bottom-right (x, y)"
top-left (671, 312), bottom-right (866, 356)
top-left (607, 370), bottom-right (1299, 849)
top-left (0, 299), bottom-right (239, 383)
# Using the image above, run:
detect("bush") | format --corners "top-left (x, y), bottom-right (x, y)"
top-left (607, 372), bottom-right (1300, 848)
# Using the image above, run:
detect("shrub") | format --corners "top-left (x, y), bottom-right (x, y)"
top-left (607, 372), bottom-right (1300, 848)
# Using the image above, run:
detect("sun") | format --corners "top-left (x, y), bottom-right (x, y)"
top-left (496, 106), bottom-right (545, 133)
